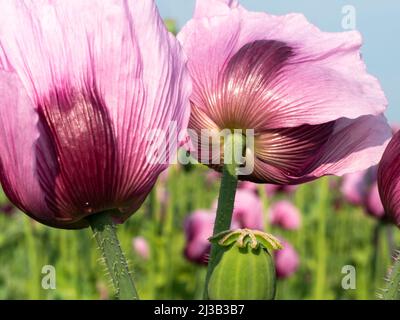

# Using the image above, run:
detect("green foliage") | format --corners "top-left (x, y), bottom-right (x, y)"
top-left (0, 167), bottom-right (398, 299)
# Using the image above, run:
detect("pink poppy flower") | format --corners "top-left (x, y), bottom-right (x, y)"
top-left (212, 188), bottom-right (265, 230)
top-left (231, 189), bottom-right (264, 230)
top-left (178, 0), bottom-right (391, 184)
top-left (0, 0), bottom-right (191, 229)
top-left (274, 240), bottom-right (300, 279)
top-left (341, 166), bottom-right (385, 219)
top-left (340, 170), bottom-right (368, 206)
top-left (365, 182), bottom-right (385, 219)
top-left (269, 200), bottom-right (301, 230)
top-left (237, 181), bottom-right (258, 193)
top-left (184, 210), bottom-right (215, 265)
top-left (378, 131), bottom-right (400, 227)
top-left (132, 236), bottom-right (150, 260)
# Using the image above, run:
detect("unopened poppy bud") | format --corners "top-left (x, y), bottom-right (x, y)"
top-left (207, 229), bottom-right (282, 300)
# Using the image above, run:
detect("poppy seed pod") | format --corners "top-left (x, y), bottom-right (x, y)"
top-left (207, 229), bottom-right (282, 300)
top-left (178, 0), bottom-right (391, 184)
top-left (0, 0), bottom-right (191, 229)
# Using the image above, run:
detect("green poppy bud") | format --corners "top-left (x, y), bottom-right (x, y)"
top-left (207, 229), bottom-right (282, 300)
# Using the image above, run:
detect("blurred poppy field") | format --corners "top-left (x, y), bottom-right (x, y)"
top-left (0, 163), bottom-right (397, 300)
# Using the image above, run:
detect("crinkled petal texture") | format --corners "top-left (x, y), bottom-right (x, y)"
top-left (378, 131), bottom-right (400, 227)
top-left (179, 0), bottom-right (391, 184)
top-left (0, 0), bottom-right (191, 229)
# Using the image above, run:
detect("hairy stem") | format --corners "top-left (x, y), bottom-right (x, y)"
top-left (88, 211), bottom-right (139, 300)
top-left (380, 250), bottom-right (400, 300)
top-left (204, 132), bottom-right (245, 299)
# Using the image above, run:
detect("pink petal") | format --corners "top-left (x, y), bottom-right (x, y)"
top-left (274, 240), bottom-right (300, 279)
top-left (179, 2), bottom-right (387, 129)
top-left (378, 131), bottom-right (400, 227)
top-left (269, 200), bottom-right (301, 231)
top-left (212, 189), bottom-right (264, 230)
top-left (253, 121), bottom-right (335, 183)
top-left (232, 189), bottom-right (264, 230)
top-left (0, 71), bottom-right (84, 228)
top-left (249, 115), bottom-right (390, 184)
top-left (184, 210), bottom-right (215, 264)
top-left (194, 0), bottom-right (240, 19)
top-left (0, 0), bottom-right (191, 227)
top-left (340, 170), bottom-right (367, 206)
top-left (132, 236), bottom-right (150, 260)
top-left (365, 182), bottom-right (385, 219)
top-left (307, 115), bottom-right (391, 178)
top-left (237, 181), bottom-right (258, 193)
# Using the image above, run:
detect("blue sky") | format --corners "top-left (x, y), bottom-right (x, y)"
top-left (156, 0), bottom-right (400, 122)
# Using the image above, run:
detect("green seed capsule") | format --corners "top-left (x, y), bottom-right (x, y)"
top-left (207, 232), bottom-right (278, 300)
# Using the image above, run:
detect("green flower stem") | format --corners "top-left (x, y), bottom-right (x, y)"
top-left (371, 222), bottom-right (383, 289)
top-left (313, 178), bottom-right (329, 300)
top-left (204, 132), bottom-right (245, 299)
top-left (24, 219), bottom-right (41, 299)
top-left (88, 211), bottom-right (139, 300)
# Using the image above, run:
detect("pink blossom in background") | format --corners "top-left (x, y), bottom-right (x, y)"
top-left (378, 131), bottom-right (400, 227)
top-left (212, 189), bottom-right (265, 230)
top-left (274, 240), bottom-right (300, 279)
top-left (185, 189), bottom-right (265, 264)
top-left (341, 166), bottom-right (386, 219)
top-left (232, 189), bottom-right (265, 230)
top-left (205, 171), bottom-right (222, 187)
top-left (156, 185), bottom-right (170, 208)
top-left (184, 210), bottom-right (215, 265)
top-left (158, 168), bottom-right (171, 185)
top-left (269, 200), bottom-right (301, 231)
top-left (365, 182), bottom-right (385, 219)
top-left (340, 170), bottom-right (368, 206)
top-left (132, 236), bottom-right (150, 260)
top-left (179, 0), bottom-right (391, 185)
top-left (265, 184), bottom-right (298, 198)
top-left (0, 0), bottom-right (191, 229)
top-left (238, 181), bottom-right (258, 193)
